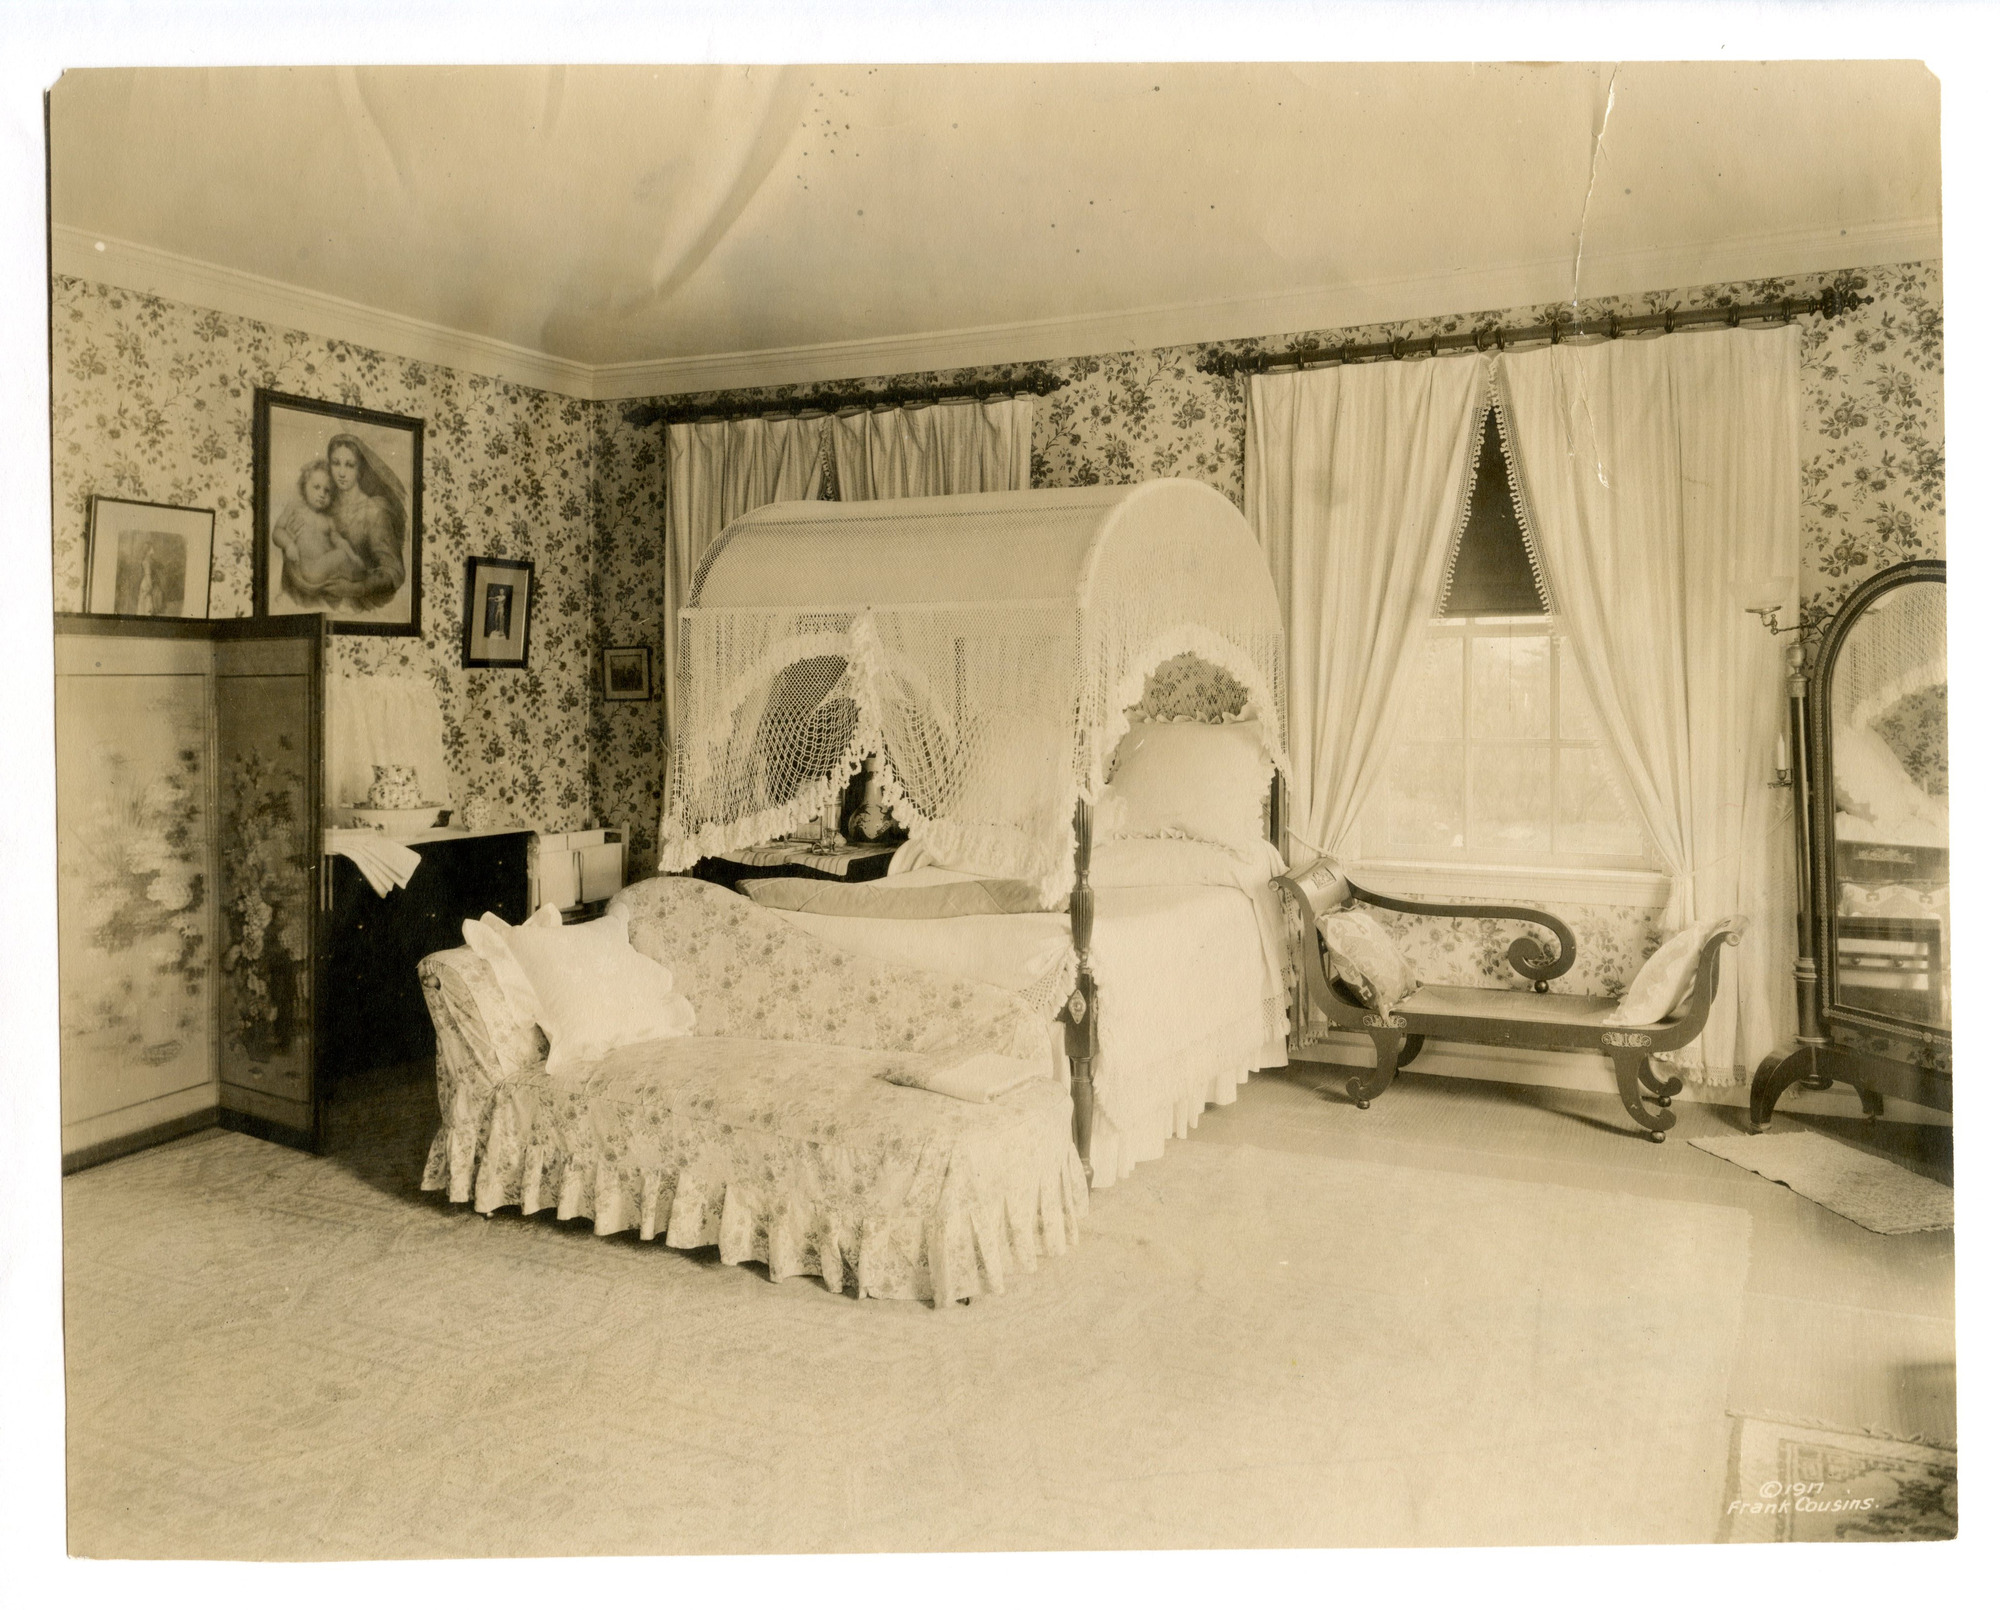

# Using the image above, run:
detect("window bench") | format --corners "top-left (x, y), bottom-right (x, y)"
top-left (1276, 858), bottom-right (1742, 1143)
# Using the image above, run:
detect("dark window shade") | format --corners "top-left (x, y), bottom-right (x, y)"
top-left (1441, 408), bottom-right (1546, 617)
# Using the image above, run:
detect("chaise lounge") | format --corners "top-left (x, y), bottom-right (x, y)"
top-left (419, 875), bottom-right (1086, 1304)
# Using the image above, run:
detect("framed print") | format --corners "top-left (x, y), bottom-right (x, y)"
top-left (83, 496), bottom-right (215, 618)
top-left (253, 390), bottom-right (423, 635)
top-left (461, 556), bottom-right (535, 668)
top-left (601, 644), bottom-right (654, 701)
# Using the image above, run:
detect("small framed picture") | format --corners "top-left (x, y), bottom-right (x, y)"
top-left (253, 389), bottom-right (424, 636)
top-left (462, 556), bottom-right (535, 668)
top-left (83, 496), bottom-right (216, 618)
top-left (601, 645), bottom-right (654, 701)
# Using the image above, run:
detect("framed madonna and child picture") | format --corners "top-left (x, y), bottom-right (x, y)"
top-left (252, 390), bottom-right (424, 636)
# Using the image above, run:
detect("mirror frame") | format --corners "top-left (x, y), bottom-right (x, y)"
top-left (1808, 558), bottom-right (1949, 1063)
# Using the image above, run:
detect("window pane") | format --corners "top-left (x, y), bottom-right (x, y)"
top-left (1557, 746), bottom-right (1646, 856)
top-left (1375, 742), bottom-right (1464, 851)
top-left (1401, 634), bottom-right (1463, 741)
top-left (1468, 744), bottom-right (1551, 854)
top-left (1469, 633), bottom-right (1550, 740)
top-left (1557, 637), bottom-right (1604, 741)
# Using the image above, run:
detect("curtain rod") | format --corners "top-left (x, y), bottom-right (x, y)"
top-left (1197, 285), bottom-right (1873, 379)
top-left (624, 368), bottom-right (1066, 430)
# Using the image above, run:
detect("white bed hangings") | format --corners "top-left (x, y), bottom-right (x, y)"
top-left (658, 480), bottom-right (1292, 901)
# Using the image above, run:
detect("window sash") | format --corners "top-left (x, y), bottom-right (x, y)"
top-left (1368, 615), bottom-right (1653, 871)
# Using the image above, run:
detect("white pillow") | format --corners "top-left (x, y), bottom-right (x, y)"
top-left (1100, 720), bottom-right (1274, 858)
top-left (493, 903), bottom-right (698, 1078)
top-left (1604, 917), bottom-right (1734, 1026)
top-left (461, 908), bottom-right (550, 1047)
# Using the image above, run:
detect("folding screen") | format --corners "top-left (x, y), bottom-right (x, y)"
top-left (55, 614), bottom-right (323, 1167)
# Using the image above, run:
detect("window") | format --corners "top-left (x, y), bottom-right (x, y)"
top-left (1358, 405), bottom-right (1652, 871)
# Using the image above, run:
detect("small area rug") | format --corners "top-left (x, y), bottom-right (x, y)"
top-left (1721, 1415), bottom-right (1956, 1542)
top-left (65, 1127), bottom-right (1752, 1556)
top-left (1690, 1130), bottom-right (1952, 1234)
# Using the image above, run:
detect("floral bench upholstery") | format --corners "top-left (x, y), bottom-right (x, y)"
top-left (419, 875), bottom-right (1085, 1304)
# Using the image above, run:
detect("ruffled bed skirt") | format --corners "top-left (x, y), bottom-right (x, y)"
top-left (1085, 1004), bottom-right (1284, 1185)
top-left (421, 1037), bottom-right (1088, 1308)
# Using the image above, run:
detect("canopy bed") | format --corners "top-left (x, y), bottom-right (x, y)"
top-left (1752, 560), bottom-right (1949, 1126)
top-left (658, 480), bottom-right (1293, 1183)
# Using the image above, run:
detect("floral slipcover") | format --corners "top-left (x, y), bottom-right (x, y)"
top-left (420, 876), bottom-right (1085, 1304)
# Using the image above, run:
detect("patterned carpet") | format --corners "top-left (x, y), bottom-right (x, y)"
top-left (1722, 1415), bottom-right (1956, 1542)
top-left (64, 1074), bottom-right (1754, 1558)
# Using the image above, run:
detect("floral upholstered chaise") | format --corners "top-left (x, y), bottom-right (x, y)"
top-left (419, 875), bottom-right (1086, 1304)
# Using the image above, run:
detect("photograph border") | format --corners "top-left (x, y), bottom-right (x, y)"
top-left (251, 388), bottom-right (425, 637)
top-left (601, 643), bottom-right (654, 701)
top-left (461, 554), bottom-right (536, 669)
top-left (82, 494), bottom-right (216, 619)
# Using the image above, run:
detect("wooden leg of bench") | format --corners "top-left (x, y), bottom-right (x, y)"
top-left (1395, 1033), bottom-right (1426, 1069)
top-left (1611, 1051), bottom-right (1677, 1142)
top-left (1347, 1031), bottom-right (1403, 1110)
top-left (1635, 1059), bottom-right (1683, 1100)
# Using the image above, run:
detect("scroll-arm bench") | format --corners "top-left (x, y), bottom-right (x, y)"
top-left (1276, 858), bottom-right (1743, 1143)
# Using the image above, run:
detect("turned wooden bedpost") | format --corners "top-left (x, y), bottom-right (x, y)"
top-left (1066, 797), bottom-right (1099, 1185)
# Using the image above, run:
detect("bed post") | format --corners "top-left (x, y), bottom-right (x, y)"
top-left (1066, 797), bottom-right (1099, 1186)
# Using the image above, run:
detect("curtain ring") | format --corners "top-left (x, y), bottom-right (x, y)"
top-left (1548, 317), bottom-right (1563, 346)
top-left (1726, 306), bottom-right (1741, 329)
top-left (1429, 335), bottom-right (1440, 357)
top-left (1390, 337), bottom-right (1405, 360)
top-left (1606, 314), bottom-right (1622, 340)
top-left (1663, 308), bottom-right (1676, 334)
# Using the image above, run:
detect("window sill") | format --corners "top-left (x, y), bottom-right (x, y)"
top-left (1347, 857), bottom-right (1670, 909)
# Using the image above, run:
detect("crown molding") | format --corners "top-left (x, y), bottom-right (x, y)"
top-left (49, 226), bottom-right (596, 398)
top-left (55, 214), bottom-right (1940, 404)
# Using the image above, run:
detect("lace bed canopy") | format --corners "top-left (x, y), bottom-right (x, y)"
top-left (660, 480), bottom-right (1290, 897)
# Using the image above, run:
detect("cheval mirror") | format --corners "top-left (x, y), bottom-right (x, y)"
top-left (1753, 559), bottom-right (1949, 1126)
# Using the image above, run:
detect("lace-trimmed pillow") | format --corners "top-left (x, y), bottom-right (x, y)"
top-left (1316, 906), bottom-right (1418, 1011)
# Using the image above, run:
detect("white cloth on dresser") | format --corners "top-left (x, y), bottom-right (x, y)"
top-left (323, 828), bottom-right (422, 898)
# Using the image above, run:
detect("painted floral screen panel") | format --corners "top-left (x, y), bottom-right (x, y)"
top-left (213, 639), bottom-right (318, 1127)
top-left (54, 644), bottom-right (216, 1140)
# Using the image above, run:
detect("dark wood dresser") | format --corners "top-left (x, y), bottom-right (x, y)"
top-left (319, 828), bottom-right (535, 1084)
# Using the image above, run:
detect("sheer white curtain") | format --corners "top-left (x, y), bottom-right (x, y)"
top-left (1245, 353), bottom-right (1487, 861)
top-left (1498, 326), bottom-right (1801, 1081)
top-left (664, 415), bottom-right (828, 750)
top-left (830, 395), bottom-right (1034, 499)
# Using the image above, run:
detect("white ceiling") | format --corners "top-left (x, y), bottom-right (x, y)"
top-left (47, 62), bottom-right (1941, 396)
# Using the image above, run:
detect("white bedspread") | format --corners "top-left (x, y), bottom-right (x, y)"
top-left (768, 845), bottom-right (1289, 1184)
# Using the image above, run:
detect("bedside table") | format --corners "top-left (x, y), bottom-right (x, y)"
top-left (693, 838), bottom-right (898, 889)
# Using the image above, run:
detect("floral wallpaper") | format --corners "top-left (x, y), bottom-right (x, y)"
top-left (51, 276), bottom-right (599, 832)
top-left (587, 408), bottom-right (669, 873)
